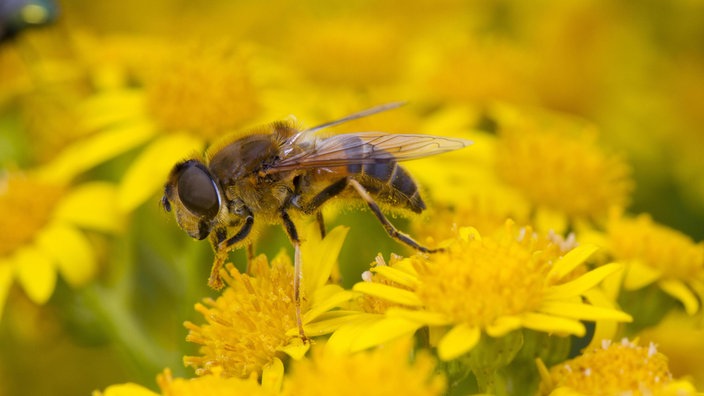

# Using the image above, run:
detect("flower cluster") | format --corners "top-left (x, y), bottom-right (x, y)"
top-left (1, 1), bottom-right (703, 395)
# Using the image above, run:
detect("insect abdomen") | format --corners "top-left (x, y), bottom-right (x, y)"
top-left (358, 162), bottom-right (426, 213)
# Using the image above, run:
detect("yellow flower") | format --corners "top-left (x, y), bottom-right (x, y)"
top-left (183, 253), bottom-right (308, 379)
top-left (639, 311), bottom-right (704, 389)
top-left (333, 221), bottom-right (632, 361)
top-left (604, 213), bottom-right (704, 315)
top-left (1, 28), bottom-right (155, 175)
top-left (183, 225), bottom-right (349, 379)
top-left (284, 16), bottom-right (405, 87)
top-left (157, 368), bottom-right (276, 396)
top-left (491, 105), bottom-right (633, 232)
top-left (0, 171), bottom-right (122, 319)
top-left (282, 340), bottom-right (446, 396)
top-left (95, 368), bottom-right (275, 396)
top-left (537, 338), bottom-right (699, 396)
top-left (76, 37), bottom-right (274, 212)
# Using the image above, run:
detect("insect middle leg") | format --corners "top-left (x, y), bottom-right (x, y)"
top-left (280, 208), bottom-right (307, 341)
top-left (296, 177), bottom-right (349, 238)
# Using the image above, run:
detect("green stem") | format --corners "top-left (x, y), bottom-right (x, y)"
top-left (82, 284), bottom-right (177, 387)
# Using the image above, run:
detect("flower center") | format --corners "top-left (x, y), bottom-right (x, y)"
top-left (184, 254), bottom-right (298, 379)
top-left (545, 339), bottom-right (673, 394)
top-left (0, 173), bottom-right (64, 256)
top-left (145, 42), bottom-right (260, 140)
top-left (414, 226), bottom-right (557, 327)
top-left (494, 113), bottom-right (632, 219)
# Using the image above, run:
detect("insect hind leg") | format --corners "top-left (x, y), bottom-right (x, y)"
top-left (348, 178), bottom-right (440, 253)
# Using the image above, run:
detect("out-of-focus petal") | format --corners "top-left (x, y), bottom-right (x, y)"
top-left (35, 222), bottom-right (96, 287)
top-left (437, 323), bottom-right (481, 361)
top-left (53, 182), bottom-right (124, 233)
top-left (13, 246), bottom-right (56, 304)
top-left (35, 120), bottom-right (157, 184)
top-left (118, 133), bottom-right (204, 212)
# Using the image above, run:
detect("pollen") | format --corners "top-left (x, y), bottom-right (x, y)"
top-left (183, 254), bottom-right (299, 379)
top-left (0, 173), bottom-right (64, 256)
top-left (494, 112), bottom-right (632, 220)
top-left (282, 342), bottom-right (446, 396)
top-left (414, 223), bottom-right (563, 327)
top-left (145, 42), bottom-right (260, 140)
top-left (607, 214), bottom-right (704, 280)
top-left (540, 338), bottom-right (675, 395)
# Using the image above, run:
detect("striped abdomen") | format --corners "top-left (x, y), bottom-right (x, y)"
top-left (351, 161), bottom-right (426, 213)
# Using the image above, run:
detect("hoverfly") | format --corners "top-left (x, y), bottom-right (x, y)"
top-left (161, 102), bottom-right (472, 339)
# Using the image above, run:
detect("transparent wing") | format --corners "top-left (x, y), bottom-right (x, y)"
top-left (268, 132), bottom-right (472, 173)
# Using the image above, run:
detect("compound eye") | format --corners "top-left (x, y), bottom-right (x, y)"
top-left (177, 164), bottom-right (220, 218)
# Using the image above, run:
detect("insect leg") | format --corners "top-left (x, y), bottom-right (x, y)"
top-left (280, 208), bottom-right (307, 341)
top-left (208, 212), bottom-right (255, 290)
top-left (300, 177), bottom-right (348, 214)
top-left (316, 211), bottom-right (326, 238)
top-left (297, 177), bottom-right (348, 238)
top-left (348, 178), bottom-right (439, 253)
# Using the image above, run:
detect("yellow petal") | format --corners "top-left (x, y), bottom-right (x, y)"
top-left (372, 264), bottom-right (421, 288)
top-left (95, 383), bottom-right (159, 396)
top-left (582, 289), bottom-right (621, 350)
top-left (53, 182), bottom-right (124, 233)
top-left (547, 244), bottom-right (599, 282)
top-left (538, 301), bottom-right (632, 322)
top-left (326, 315), bottom-right (383, 354)
top-left (13, 246), bottom-right (56, 304)
top-left (302, 225), bottom-right (348, 296)
top-left (303, 289), bottom-right (359, 325)
top-left (118, 134), bottom-right (205, 212)
top-left (80, 89), bottom-right (145, 130)
top-left (485, 315), bottom-right (523, 337)
top-left (35, 223), bottom-right (96, 287)
top-left (659, 279), bottom-right (699, 315)
top-left (385, 307), bottom-right (454, 326)
top-left (545, 263), bottom-right (623, 299)
top-left (349, 317), bottom-right (423, 353)
top-left (352, 282), bottom-right (423, 307)
top-left (437, 323), bottom-right (481, 361)
top-left (623, 259), bottom-right (662, 290)
top-left (278, 337), bottom-right (309, 360)
top-left (0, 261), bottom-right (13, 320)
top-left (261, 357), bottom-right (284, 393)
top-left (35, 119), bottom-right (157, 184)
top-left (302, 311), bottom-right (367, 336)
top-left (520, 312), bottom-right (585, 336)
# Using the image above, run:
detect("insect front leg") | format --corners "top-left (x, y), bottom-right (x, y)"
top-left (207, 211), bottom-right (255, 290)
top-left (348, 178), bottom-right (440, 253)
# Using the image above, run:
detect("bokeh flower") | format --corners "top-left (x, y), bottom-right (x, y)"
top-left (537, 338), bottom-right (698, 395)
top-left (0, 170), bottom-right (121, 318)
top-left (281, 340), bottom-right (446, 396)
top-left (95, 367), bottom-right (275, 396)
top-left (74, 36), bottom-right (281, 212)
top-left (491, 105), bottom-right (633, 232)
top-left (603, 213), bottom-right (704, 316)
